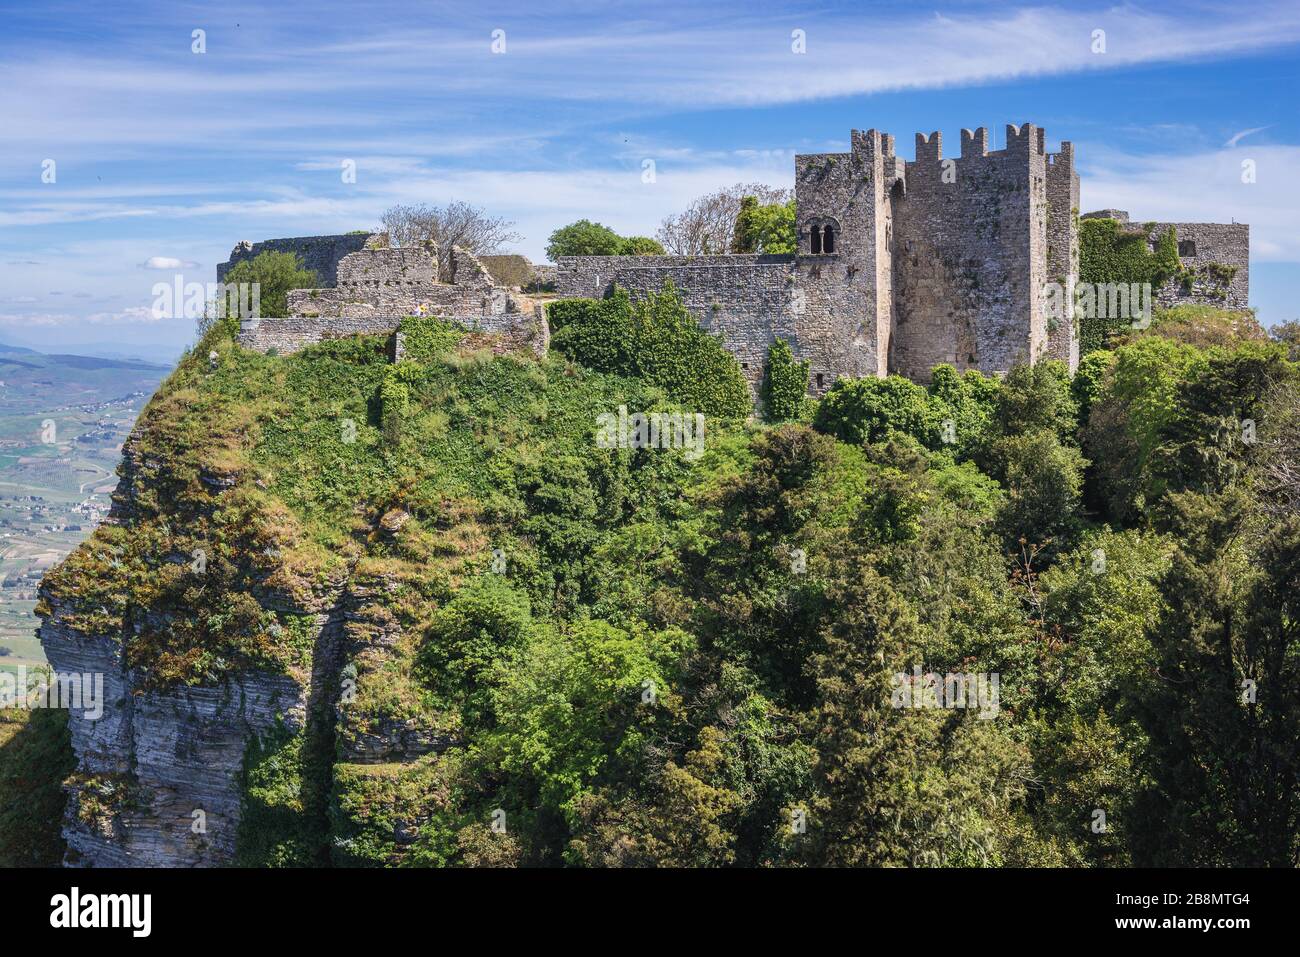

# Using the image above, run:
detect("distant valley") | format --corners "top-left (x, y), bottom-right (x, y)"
top-left (0, 343), bottom-right (171, 671)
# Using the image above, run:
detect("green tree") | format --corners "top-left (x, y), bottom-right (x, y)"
top-left (619, 236), bottom-right (666, 255)
top-left (0, 708), bottom-right (74, 866)
top-left (546, 221), bottom-right (665, 258)
top-left (732, 197), bottom-right (797, 254)
top-left (1131, 491), bottom-right (1300, 865)
top-left (796, 568), bottom-right (1028, 866)
top-left (221, 250), bottom-right (318, 322)
top-left (1071, 349), bottom-right (1116, 425)
top-left (546, 219), bottom-right (627, 258)
top-left (1152, 342), bottom-right (1295, 498)
top-left (813, 374), bottom-right (942, 447)
top-left (996, 361), bottom-right (1079, 444)
top-left (483, 619), bottom-right (691, 818)
top-left (993, 430), bottom-right (1087, 550)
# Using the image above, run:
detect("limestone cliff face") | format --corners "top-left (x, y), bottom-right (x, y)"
top-left (39, 434), bottom-right (313, 867)
top-left (42, 605), bottom-right (306, 866)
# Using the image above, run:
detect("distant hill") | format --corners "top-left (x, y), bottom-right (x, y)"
top-left (0, 341), bottom-right (169, 371)
top-left (0, 342), bottom-right (171, 416)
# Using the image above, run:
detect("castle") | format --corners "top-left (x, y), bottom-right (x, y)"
top-left (221, 123), bottom-right (1249, 394)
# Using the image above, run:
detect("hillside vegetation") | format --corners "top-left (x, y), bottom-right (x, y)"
top-left (15, 295), bottom-right (1300, 867)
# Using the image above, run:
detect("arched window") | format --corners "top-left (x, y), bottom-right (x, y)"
top-left (823, 225), bottom-right (835, 253)
top-left (810, 225), bottom-right (822, 255)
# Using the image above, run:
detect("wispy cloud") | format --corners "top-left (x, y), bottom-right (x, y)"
top-left (1224, 125), bottom-right (1271, 147)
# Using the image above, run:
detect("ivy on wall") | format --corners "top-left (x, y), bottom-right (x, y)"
top-left (547, 285), bottom-right (752, 418)
top-left (760, 338), bottom-right (810, 422)
top-left (1078, 219), bottom-right (1179, 355)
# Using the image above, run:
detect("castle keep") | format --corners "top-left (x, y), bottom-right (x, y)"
top-left (222, 122), bottom-right (1248, 393)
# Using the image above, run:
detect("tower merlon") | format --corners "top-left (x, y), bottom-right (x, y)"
top-left (960, 127), bottom-right (989, 158)
top-left (914, 130), bottom-right (942, 163)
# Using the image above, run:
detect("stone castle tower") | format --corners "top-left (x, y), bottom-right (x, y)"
top-left (788, 123), bottom-right (1079, 383)
top-left (557, 122), bottom-right (1086, 391)
top-left (224, 121), bottom-right (1246, 394)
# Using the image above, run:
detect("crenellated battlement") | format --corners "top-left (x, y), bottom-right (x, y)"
top-left (914, 130), bottom-right (943, 164)
top-left (228, 120), bottom-right (1246, 394)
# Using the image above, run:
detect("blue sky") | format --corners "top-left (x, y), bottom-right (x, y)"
top-left (1, 0), bottom-right (1297, 361)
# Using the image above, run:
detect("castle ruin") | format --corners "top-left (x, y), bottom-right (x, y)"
top-left (221, 122), bottom-right (1249, 394)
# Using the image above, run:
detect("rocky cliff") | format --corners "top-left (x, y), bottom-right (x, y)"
top-left (35, 314), bottom-right (584, 867)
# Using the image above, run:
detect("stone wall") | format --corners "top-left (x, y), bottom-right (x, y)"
top-left (1147, 222), bottom-right (1250, 310)
top-left (556, 254), bottom-right (799, 393)
top-left (232, 243), bottom-right (540, 356)
top-left (793, 128), bottom-right (898, 383)
top-left (284, 245), bottom-right (511, 322)
top-left (1045, 143), bottom-right (1081, 369)
top-left (237, 315), bottom-right (403, 355)
top-left (1079, 212), bottom-right (1251, 313)
top-left (217, 233), bottom-right (373, 286)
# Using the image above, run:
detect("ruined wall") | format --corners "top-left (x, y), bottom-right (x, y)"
top-left (1147, 222), bottom-right (1250, 310)
top-left (555, 254), bottom-right (798, 392)
top-left (235, 245), bottom-right (533, 355)
top-left (217, 233), bottom-right (373, 286)
top-left (284, 245), bottom-right (510, 321)
top-left (890, 124), bottom-right (1049, 382)
top-left (236, 315), bottom-right (403, 355)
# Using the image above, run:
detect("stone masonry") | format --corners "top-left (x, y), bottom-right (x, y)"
top-left (1079, 210), bottom-right (1249, 310)
top-left (557, 122), bottom-right (1248, 391)
top-left (222, 123), bottom-right (1248, 393)
top-left (226, 236), bottom-right (547, 357)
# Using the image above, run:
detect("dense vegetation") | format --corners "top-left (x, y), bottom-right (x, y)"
top-left (10, 286), bottom-right (1299, 867)
top-left (0, 706), bottom-right (74, 866)
top-left (546, 219), bottom-right (666, 259)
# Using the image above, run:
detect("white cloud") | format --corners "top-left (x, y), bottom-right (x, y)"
top-left (140, 256), bottom-right (198, 270)
top-left (2, 2), bottom-right (1299, 160)
top-left (1081, 143), bottom-right (1300, 260)
top-left (1224, 126), bottom-right (1271, 148)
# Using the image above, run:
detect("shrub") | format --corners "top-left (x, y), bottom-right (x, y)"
top-left (550, 285), bottom-right (751, 418)
top-left (813, 375), bottom-right (941, 447)
top-left (926, 363), bottom-right (999, 460)
top-left (399, 316), bottom-right (463, 363)
top-left (619, 236), bottom-right (666, 255)
top-left (220, 251), bottom-right (318, 321)
top-left (761, 339), bottom-right (809, 422)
